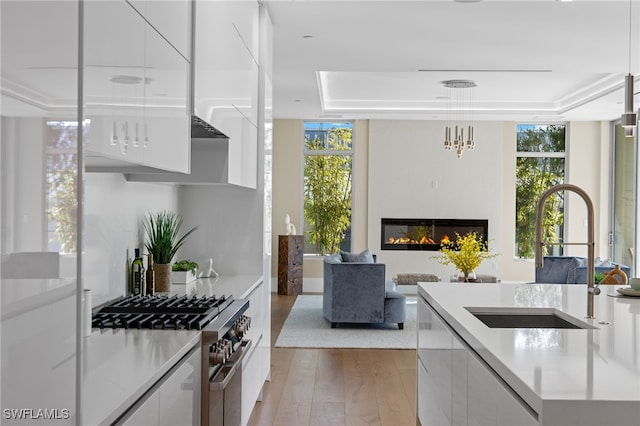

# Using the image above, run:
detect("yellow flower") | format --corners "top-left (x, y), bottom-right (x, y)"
top-left (431, 232), bottom-right (499, 277)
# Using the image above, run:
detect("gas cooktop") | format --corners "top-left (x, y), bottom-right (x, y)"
top-left (92, 294), bottom-right (233, 330)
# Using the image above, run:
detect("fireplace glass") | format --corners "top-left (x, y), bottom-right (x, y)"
top-left (381, 218), bottom-right (489, 251)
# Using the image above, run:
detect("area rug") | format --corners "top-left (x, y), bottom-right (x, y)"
top-left (274, 295), bottom-right (417, 349)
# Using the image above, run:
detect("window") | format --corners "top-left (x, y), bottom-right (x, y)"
top-left (515, 124), bottom-right (566, 259)
top-left (45, 120), bottom-right (80, 254)
top-left (303, 121), bottom-right (353, 255)
top-left (611, 123), bottom-right (635, 268)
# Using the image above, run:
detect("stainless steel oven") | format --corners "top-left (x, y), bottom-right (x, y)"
top-left (92, 294), bottom-right (251, 426)
top-left (200, 299), bottom-right (251, 426)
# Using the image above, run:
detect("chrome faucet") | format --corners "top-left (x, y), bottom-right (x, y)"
top-left (534, 183), bottom-right (600, 319)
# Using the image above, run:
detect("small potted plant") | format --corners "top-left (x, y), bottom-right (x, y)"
top-left (432, 231), bottom-right (499, 282)
top-left (172, 259), bottom-right (199, 284)
top-left (143, 211), bottom-right (198, 292)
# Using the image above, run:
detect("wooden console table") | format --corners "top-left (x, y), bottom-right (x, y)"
top-left (278, 235), bottom-right (303, 295)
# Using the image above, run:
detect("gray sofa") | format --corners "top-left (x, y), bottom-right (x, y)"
top-left (535, 256), bottom-right (630, 284)
top-left (323, 253), bottom-right (406, 329)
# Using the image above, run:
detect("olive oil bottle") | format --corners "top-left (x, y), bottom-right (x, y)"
top-left (131, 248), bottom-right (145, 295)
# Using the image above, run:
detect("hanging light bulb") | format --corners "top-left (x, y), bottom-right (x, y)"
top-left (621, 74), bottom-right (637, 129)
top-left (444, 126), bottom-right (452, 150)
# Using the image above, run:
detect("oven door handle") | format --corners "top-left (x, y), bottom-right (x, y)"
top-left (209, 340), bottom-right (252, 391)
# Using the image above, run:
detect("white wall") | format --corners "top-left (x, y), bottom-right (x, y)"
top-left (178, 185), bottom-right (264, 276)
top-left (367, 120), bottom-right (505, 281)
top-left (83, 174), bottom-right (178, 304)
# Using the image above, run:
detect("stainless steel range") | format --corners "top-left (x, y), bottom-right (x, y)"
top-left (92, 294), bottom-right (251, 426)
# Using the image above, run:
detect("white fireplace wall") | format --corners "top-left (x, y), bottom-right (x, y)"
top-left (367, 120), bottom-right (610, 283)
top-left (368, 120), bottom-right (505, 281)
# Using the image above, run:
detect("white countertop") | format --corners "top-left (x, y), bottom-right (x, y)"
top-left (418, 282), bottom-right (640, 421)
top-left (83, 274), bottom-right (262, 425)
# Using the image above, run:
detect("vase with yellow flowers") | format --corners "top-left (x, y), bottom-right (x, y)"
top-left (431, 231), bottom-right (499, 281)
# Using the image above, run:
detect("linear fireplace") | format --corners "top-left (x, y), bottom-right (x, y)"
top-left (381, 218), bottom-right (489, 251)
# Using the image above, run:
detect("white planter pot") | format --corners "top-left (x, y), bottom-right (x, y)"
top-left (172, 270), bottom-right (197, 284)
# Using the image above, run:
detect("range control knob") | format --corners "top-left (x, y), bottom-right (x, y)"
top-left (209, 345), bottom-right (225, 365)
top-left (235, 315), bottom-right (251, 338)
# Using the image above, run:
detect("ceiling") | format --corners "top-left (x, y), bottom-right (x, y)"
top-left (265, 0), bottom-right (640, 122)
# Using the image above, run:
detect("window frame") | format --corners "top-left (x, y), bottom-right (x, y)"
top-left (515, 123), bottom-right (568, 260)
top-left (301, 120), bottom-right (355, 256)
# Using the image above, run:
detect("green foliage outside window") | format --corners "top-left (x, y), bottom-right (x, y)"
top-left (303, 123), bottom-right (352, 255)
top-left (46, 121), bottom-right (79, 254)
top-left (515, 124), bottom-right (566, 259)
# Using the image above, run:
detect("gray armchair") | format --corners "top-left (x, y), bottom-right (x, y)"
top-left (535, 256), bottom-right (630, 284)
top-left (323, 253), bottom-right (406, 329)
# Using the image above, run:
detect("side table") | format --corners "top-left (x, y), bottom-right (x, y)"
top-left (278, 235), bottom-right (303, 295)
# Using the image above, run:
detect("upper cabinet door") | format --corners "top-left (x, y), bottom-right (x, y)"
top-left (84, 0), bottom-right (146, 166)
top-left (127, 0), bottom-right (192, 60)
top-left (194, 0), bottom-right (259, 130)
top-left (143, 18), bottom-right (190, 173)
top-left (84, 0), bottom-right (190, 173)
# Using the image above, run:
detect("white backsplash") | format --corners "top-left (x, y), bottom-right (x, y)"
top-left (83, 173), bottom-right (178, 305)
top-left (179, 185), bottom-right (264, 277)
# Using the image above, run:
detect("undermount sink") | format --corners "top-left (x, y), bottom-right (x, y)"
top-left (466, 307), bottom-right (596, 329)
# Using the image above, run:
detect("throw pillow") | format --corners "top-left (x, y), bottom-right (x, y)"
top-left (595, 257), bottom-right (613, 267)
top-left (340, 249), bottom-right (374, 263)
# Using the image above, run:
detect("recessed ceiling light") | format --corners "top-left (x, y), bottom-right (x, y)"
top-left (110, 75), bottom-right (142, 85)
top-left (109, 75), bottom-right (153, 85)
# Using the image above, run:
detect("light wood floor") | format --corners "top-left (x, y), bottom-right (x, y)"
top-left (247, 293), bottom-right (417, 426)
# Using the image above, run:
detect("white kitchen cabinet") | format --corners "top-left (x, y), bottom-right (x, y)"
top-left (128, 0), bottom-right (191, 59)
top-left (417, 296), bottom-right (466, 425)
top-left (142, 15), bottom-right (190, 173)
top-left (119, 389), bottom-right (159, 426)
top-left (192, 0), bottom-right (259, 188)
top-left (418, 296), bottom-right (537, 426)
top-left (240, 278), bottom-right (268, 424)
top-left (217, 114), bottom-right (258, 189)
top-left (467, 352), bottom-right (537, 426)
top-left (158, 346), bottom-right (201, 425)
top-left (84, 0), bottom-right (189, 174)
top-left (194, 0), bottom-right (259, 128)
top-left (84, 0), bottom-right (146, 167)
top-left (118, 346), bottom-right (200, 425)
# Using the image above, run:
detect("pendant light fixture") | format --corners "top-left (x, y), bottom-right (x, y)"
top-left (621, 0), bottom-right (637, 136)
top-left (442, 79), bottom-right (476, 158)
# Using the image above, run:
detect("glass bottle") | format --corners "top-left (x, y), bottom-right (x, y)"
top-left (145, 253), bottom-right (155, 295)
top-left (131, 248), bottom-right (145, 295)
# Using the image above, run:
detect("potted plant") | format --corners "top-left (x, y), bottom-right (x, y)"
top-left (143, 211), bottom-right (198, 292)
top-left (172, 259), bottom-right (199, 284)
top-left (432, 231), bottom-right (499, 282)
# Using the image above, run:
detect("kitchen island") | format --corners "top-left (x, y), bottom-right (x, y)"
top-left (83, 274), bottom-right (264, 425)
top-left (418, 282), bottom-right (640, 426)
